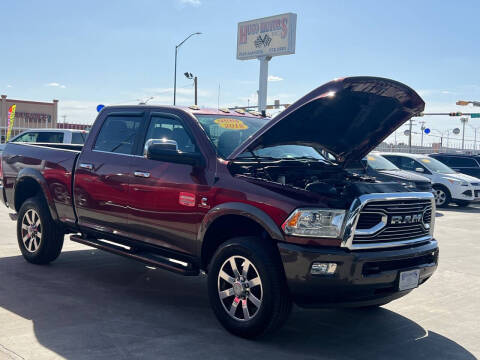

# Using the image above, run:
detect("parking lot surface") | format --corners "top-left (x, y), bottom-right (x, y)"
top-left (0, 204), bottom-right (479, 360)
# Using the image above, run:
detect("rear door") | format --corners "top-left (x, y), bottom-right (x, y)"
top-left (127, 111), bottom-right (212, 255)
top-left (73, 111), bottom-right (144, 236)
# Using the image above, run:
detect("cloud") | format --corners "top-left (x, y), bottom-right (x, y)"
top-left (7, 84), bottom-right (12, 88)
top-left (45, 82), bottom-right (66, 88)
top-left (268, 75), bottom-right (283, 82)
top-left (177, 0), bottom-right (201, 6)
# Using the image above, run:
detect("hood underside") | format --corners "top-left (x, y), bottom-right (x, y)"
top-left (229, 76), bottom-right (425, 165)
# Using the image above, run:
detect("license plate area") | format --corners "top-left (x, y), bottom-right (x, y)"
top-left (398, 269), bottom-right (420, 291)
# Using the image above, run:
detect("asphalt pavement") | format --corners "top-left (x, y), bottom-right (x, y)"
top-left (0, 204), bottom-right (479, 360)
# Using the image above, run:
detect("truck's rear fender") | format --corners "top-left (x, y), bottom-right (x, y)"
top-left (198, 202), bottom-right (284, 270)
top-left (14, 168), bottom-right (59, 222)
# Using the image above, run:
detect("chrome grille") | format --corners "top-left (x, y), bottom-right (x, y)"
top-left (352, 198), bottom-right (433, 248)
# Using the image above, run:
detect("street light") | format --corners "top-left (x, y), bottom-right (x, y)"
top-left (184, 72), bottom-right (198, 105)
top-left (173, 32), bottom-right (202, 105)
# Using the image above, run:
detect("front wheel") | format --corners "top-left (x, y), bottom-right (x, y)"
top-left (208, 237), bottom-right (292, 338)
top-left (433, 185), bottom-right (451, 208)
top-left (17, 196), bottom-right (64, 264)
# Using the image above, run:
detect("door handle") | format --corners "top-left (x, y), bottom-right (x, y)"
top-left (134, 171), bottom-right (151, 178)
top-left (79, 163), bottom-right (93, 170)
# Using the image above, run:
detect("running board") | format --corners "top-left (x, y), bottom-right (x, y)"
top-left (70, 235), bottom-right (199, 276)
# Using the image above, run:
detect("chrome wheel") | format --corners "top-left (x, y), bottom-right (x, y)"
top-left (434, 189), bottom-right (447, 206)
top-left (217, 256), bottom-right (263, 321)
top-left (21, 209), bottom-right (42, 253)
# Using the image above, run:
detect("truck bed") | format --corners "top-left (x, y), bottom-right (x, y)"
top-left (1, 142), bottom-right (81, 225)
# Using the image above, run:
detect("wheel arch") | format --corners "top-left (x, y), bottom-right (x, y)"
top-left (14, 168), bottom-right (59, 221)
top-left (198, 202), bottom-right (284, 271)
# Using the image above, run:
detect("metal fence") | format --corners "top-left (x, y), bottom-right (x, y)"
top-left (376, 142), bottom-right (480, 155)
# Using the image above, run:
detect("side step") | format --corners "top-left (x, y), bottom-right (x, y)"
top-left (70, 235), bottom-right (199, 276)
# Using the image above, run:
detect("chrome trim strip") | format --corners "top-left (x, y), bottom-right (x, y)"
top-left (341, 192), bottom-right (436, 250)
top-left (354, 213), bottom-right (387, 235)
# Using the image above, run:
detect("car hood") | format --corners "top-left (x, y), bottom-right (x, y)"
top-left (378, 169), bottom-right (430, 182)
top-left (442, 172), bottom-right (480, 183)
top-left (229, 76), bottom-right (425, 165)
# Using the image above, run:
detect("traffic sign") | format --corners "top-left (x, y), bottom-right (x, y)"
top-left (471, 113), bottom-right (480, 118)
top-left (424, 128), bottom-right (430, 134)
top-left (97, 104), bottom-right (105, 112)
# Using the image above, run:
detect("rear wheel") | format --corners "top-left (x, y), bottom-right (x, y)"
top-left (208, 237), bottom-right (292, 338)
top-left (17, 196), bottom-right (64, 264)
top-left (433, 185), bottom-right (451, 208)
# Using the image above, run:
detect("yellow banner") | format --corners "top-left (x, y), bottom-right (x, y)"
top-left (6, 104), bottom-right (16, 141)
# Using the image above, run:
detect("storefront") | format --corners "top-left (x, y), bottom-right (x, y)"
top-left (0, 95), bottom-right (58, 143)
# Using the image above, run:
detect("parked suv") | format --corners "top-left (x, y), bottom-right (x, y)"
top-left (346, 153), bottom-right (432, 192)
top-left (1, 77), bottom-right (438, 338)
top-left (382, 153), bottom-right (480, 207)
top-left (430, 153), bottom-right (480, 178)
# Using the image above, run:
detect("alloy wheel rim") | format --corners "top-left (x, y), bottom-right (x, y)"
top-left (217, 255), bottom-right (263, 322)
top-left (21, 209), bottom-right (42, 253)
top-left (434, 189), bottom-right (446, 205)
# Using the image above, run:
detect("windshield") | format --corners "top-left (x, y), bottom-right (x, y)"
top-left (365, 154), bottom-right (399, 171)
top-left (418, 157), bottom-right (456, 174)
top-left (195, 115), bottom-right (267, 158)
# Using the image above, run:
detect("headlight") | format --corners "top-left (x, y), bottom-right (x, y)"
top-left (401, 181), bottom-right (416, 189)
top-left (447, 179), bottom-right (469, 186)
top-left (282, 209), bottom-right (345, 238)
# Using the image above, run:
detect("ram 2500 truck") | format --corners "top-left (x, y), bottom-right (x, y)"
top-left (0, 77), bottom-right (438, 338)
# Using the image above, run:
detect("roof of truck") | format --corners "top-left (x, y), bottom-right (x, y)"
top-left (102, 105), bottom-right (269, 118)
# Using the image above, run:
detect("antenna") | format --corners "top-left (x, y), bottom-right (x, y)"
top-left (217, 83), bottom-right (221, 109)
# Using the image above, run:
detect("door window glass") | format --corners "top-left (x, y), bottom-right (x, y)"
top-left (144, 116), bottom-right (196, 153)
top-left (94, 115), bottom-right (142, 154)
top-left (12, 132), bottom-right (38, 142)
top-left (71, 132), bottom-right (87, 144)
top-left (449, 157), bottom-right (478, 167)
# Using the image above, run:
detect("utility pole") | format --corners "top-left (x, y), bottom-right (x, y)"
top-left (460, 117), bottom-right (468, 150)
top-left (420, 121), bottom-right (426, 147)
top-left (62, 115), bottom-right (67, 129)
top-left (408, 119), bottom-right (413, 153)
top-left (194, 76), bottom-right (198, 105)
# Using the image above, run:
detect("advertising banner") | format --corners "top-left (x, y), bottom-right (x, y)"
top-left (6, 104), bottom-right (16, 141)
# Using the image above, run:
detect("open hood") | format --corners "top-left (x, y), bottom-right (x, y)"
top-left (228, 77), bottom-right (425, 165)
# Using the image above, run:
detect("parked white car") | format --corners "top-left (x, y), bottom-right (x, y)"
top-left (381, 152), bottom-right (480, 207)
top-left (8, 129), bottom-right (88, 145)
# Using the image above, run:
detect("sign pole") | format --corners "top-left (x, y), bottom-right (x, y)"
top-left (258, 56), bottom-right (271, 113)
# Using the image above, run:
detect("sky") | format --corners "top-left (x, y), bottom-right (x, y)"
top-left (1, 0), bottom-right (480, 146)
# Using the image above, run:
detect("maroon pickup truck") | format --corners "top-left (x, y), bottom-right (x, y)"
top-left (0, 77), bottom-right (438, 338)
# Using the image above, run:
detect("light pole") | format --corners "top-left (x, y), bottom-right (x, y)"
top-left (174, 32), bottom-right (201, 105)
top-left (468, 124), bottom-right (480, 152)
top-left (184, 72), bottom-right (198, 105)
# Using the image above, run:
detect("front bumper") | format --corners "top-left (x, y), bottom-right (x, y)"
top-left (278, 240), bottom-right (438, 308)
top-left (452, 186), bottom-right (480, 202)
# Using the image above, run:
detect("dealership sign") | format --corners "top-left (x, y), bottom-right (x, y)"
top-left (237, 13), bottom-right (297, 60)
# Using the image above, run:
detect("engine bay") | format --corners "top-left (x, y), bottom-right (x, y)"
top-left (229, 158), bottom-right (406, 208)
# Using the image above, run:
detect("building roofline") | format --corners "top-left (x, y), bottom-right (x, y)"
top-left (1, 96), bottom-right (56, 106)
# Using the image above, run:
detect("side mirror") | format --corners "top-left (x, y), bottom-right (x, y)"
top-left (415, 167), bottom-right (424, 173)
top-left (145, 139), bottom-right (205, 167)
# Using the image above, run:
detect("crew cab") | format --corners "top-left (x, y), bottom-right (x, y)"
top-left (1, 77), bottom-right (438, 338)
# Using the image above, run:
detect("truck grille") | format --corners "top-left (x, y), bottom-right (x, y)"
top-left (353, 199), bottom-right (433, 247)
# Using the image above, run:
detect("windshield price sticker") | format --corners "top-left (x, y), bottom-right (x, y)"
top-left (214, 118), bottom-right (249, 130)
top-left (421, 158), bottom-right (431, 163)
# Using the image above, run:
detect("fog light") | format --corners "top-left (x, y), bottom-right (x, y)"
top-left (311, 262), bottom-right (337, 275)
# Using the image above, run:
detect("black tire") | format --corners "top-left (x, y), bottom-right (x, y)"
top-left (208, 237), bottom-right (292, 339)
top-left (455, 200), bottom-right (470, 207)
top-left (17, 196), bottom-right (64, 264)
top-left (433, 185), bottom-right (451, 208)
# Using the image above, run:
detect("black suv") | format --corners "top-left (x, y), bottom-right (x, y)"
top-left (429, 153), bottom-right (480, 178)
